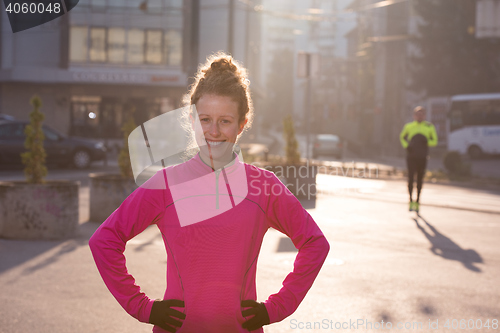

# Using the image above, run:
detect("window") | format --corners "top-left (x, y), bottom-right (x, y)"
top-left (108, 28), bottom-right (126, 63)
top-left (164, 30), bottom-right (182, 66)
top-left (449, 109), bottom-right (463, 132)
top-left (451, 99), bottom-right (500, 130)
top-left (70, 26), bottom-right (181, 66)
top-left (43, 127), bottom-right (60, 141)
top-left (466, 100), bottom-right (500, 126)
top-left (90, 28), bottom-right (107, 62)
top-left (146, 30), bottom-right (163, 64)
top-left (70, 26), bottom-right (88, 62)
top-left (84, 0), bottom-right (182, 13)
top-left (71, 102), bottom-right (101, 137)
top-left (127, 29), bottom-right (145, 64)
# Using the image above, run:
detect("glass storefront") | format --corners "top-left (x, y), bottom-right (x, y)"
top-left (70, 96), bottom-right (170, 139)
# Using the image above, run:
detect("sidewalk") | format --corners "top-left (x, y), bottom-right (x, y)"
top-left (316, 174), bottom-right (500, 215)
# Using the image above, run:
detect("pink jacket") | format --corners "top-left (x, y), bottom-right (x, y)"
top-left (89, 154), bottom-right (329, 332)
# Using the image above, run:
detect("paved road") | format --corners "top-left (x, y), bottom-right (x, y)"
top-left (264, 194), bottom-right (500, 333)
top-left (1, 166), bottom-right (499, 333)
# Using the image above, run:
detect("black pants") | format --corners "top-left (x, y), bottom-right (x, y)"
top-left (406, 156), bottom-right (427, 202)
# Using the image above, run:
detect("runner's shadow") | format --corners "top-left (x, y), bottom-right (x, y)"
top-left (413, 214), bottom-right (483, 272)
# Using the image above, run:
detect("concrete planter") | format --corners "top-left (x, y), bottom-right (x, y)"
top-left (0, 180), bottom-right (80, 239)
top-left (89, 173), bottom-right (137, 223)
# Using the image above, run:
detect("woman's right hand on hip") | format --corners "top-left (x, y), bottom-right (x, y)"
top-left (149, 299), bottom-right (186, 332)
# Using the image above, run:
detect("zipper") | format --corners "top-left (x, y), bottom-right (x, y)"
top-left (222, 168), bottom-right (236, 208)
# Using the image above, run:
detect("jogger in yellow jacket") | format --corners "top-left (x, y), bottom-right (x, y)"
top-left (399, 106), bottom-right (438, 212)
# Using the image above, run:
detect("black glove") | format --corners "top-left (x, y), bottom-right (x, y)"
top-left (149, 299), bottom-right (186, 333)
top-left (241, 300), bottom-right (270, 331)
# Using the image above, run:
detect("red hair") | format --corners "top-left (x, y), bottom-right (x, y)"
top-left (183, 52), bottom-right (254, 131)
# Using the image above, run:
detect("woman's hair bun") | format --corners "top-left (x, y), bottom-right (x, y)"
top-left (210, 58), bottom-right (237, 73)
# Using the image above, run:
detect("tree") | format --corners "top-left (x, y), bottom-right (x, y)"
top-left (21, 95), bottom-right (47, 184)
top-left (409, 0), bottom-right (500, 96)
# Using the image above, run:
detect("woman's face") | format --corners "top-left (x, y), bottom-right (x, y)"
top-left (193, 94), bottom-right (246, 166)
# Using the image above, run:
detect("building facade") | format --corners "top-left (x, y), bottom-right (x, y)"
top-left (258, 0), bottom-right (341, 134)
top-left (0, 0), bottom-right (188, 146)
top-left (334, 0), bottom-right (414, 157)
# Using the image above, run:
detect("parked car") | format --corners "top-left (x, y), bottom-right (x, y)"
top-left (0, 120), bottom-right (106, 169)
top-left (0, 114), bottom-right (16, 121)
top-left (312, 134), bottom-right (343, 159)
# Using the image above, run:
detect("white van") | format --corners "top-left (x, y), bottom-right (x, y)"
top-left (448, 93), bottom-right (500, 158)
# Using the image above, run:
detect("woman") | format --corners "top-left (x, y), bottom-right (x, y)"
top-left (89, 53), bottom-right (330, 333)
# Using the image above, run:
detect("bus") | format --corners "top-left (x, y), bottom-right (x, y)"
top-left (448, 93), bottom-right (500, 159)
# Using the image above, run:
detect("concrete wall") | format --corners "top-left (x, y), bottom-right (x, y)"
top-left (0, 181), bottom-right (79, 240)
